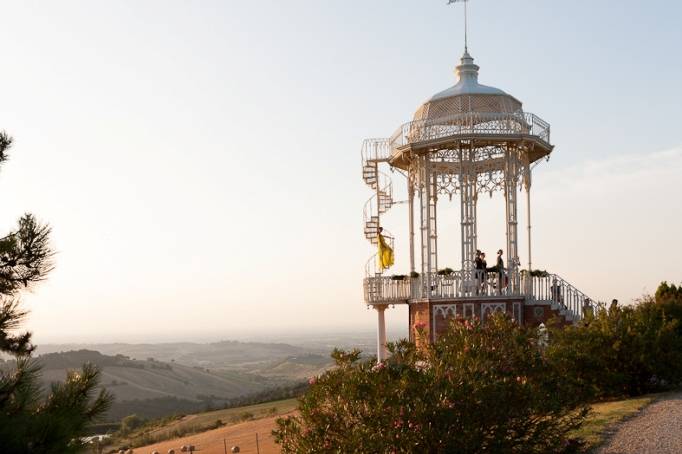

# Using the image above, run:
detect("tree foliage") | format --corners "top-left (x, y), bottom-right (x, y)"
top-left (274, 315), bottom-right (588, 453)
top-left (546, 285), bottom-right (682, 398)
top-left (0, 213), bottom-right (54, 296)
top-left (0, 131), bottom-right (113, 453)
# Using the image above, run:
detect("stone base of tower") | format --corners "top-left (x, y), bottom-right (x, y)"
top-left (408, 298), bottom-right (572, 344)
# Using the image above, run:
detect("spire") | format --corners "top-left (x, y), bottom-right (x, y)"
top-left (455, 50), bottom-right (480, 84)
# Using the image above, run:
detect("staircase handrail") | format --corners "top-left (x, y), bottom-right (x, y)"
top-left (362, 171), bottom-right (393, 225)
top-left (361, 138), bottom-right (391, 168)
top-left (527, 272), bottom-right (594, 320)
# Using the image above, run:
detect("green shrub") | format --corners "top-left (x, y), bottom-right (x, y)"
top-left (239, 411), bottom-right (254, 421)
top-left (120, 414), bottom-right (144, 435)
top-left (546, 292), bottom-right (682, 398)
top-left (274, 315), bottom-right (587, 453)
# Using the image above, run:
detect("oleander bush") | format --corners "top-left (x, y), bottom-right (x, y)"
top-left (546, 283), bottom-right (682, 399)
top-left (274, 315), bottom-right (588, 454)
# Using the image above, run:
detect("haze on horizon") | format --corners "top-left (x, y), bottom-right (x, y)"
top-left (0, 0), bottom-right (680, 344)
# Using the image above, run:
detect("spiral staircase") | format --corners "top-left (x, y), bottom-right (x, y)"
top-left (361, 139), bottom-right (394, 278)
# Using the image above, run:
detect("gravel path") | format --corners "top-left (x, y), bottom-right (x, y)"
top-left (597, 392), bottom-right (682, 454)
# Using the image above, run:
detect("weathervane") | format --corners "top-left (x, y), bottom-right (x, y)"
top-left (447, 0), bottom-right (470, 52)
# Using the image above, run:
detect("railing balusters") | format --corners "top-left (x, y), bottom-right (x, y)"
top-left (365, 270), bottom-right (592, 322)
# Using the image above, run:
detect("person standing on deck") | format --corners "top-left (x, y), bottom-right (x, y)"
top-left (487, 249), bottom-right (506, 293)
top-left (475, 251), bottom-right (487, 294)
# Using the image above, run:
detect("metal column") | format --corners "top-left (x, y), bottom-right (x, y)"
top-left (504, 147), bottom-right (520, 290)
top-left (419, 154), bottom-right (438, 297)
top-left (408, 179), bottom-right (415, 274)
top-left (460, 142), bottom-right (477, 289)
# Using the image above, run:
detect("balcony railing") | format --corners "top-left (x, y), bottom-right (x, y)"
top-left (389, 112), bottom-right (551, 151)
top-left (363, 270), bottom-right (592, 321)
top-left (364, 270), bottom-right (524, 304)
top-left (527, 273), bottom-right (593, 321)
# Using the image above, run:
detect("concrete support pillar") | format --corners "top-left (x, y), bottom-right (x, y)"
top-left (376, 304), bottom-right (388, 361)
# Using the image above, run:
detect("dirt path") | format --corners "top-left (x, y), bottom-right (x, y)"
top-left (597, 392), bottom-right (682, 454)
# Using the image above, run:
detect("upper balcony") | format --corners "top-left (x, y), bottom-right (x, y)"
top-left (382, 111), bottom-right (554, 168)
top-left (363, 270), bottom-right (593, 321)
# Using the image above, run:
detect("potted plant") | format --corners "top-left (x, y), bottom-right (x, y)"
top-left (437, 267), bottom-right (455, 276)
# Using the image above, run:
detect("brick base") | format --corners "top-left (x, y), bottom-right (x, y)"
top-left (409, 298), bottom-right (570, 342)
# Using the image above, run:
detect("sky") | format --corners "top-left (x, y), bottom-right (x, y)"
top-left (0, 0), bottom-right (681, 344)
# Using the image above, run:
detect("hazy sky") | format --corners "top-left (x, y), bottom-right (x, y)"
top-left (1, 1), bottom-right (681, 343)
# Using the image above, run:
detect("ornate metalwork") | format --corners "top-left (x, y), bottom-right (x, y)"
top-left (390, 111), bottom-right (551, 151)
top-left (435, 173), bottom-right (460, 199)
top-left (476, 170), bottom-right (505, 197)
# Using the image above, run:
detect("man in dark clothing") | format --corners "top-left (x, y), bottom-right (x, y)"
top-left (486, 249), bottom-right (506, 294)
top-left (474, 250), bottom-right (486, 294)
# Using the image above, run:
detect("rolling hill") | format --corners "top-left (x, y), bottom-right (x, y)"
top-left (4, 349), bottom-right (308, 421)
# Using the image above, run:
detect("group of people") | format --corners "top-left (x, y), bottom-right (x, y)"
top-left (474, 249), bottom-right (507, 293)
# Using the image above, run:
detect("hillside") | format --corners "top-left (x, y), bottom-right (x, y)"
top-left (108, 398), bottom-right (299, 451)
top-left (35, 341), bottom-right (332, 377)
top-left (9, 350), bottom-right (303, 421)
top-left (111, 398), bottom-right (300, 454)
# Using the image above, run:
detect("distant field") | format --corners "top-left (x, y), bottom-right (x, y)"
top-left (117, 398), bottom-right (299, 450)
top-left (135, 414), bottom-right (289, 454)
top-left (149, 398), bottom-right (298, 437)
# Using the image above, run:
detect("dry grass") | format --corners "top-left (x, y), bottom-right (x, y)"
top-left (133, 413), bottom-right (290, 454)
top-left (572, 395), bottom-right (657, 451)
top-left (114, 398), bottom-right (298, 450)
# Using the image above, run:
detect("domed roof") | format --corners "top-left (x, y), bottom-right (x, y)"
top-left (413, 51), bottom-right (523, 122)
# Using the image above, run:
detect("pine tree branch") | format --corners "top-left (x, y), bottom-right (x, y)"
top-left (0, 130), bottom-right (12, 168)
top-left (0, 214), bottom-right (55, 295)
top-left (0, 297), bottom-right (34, 355)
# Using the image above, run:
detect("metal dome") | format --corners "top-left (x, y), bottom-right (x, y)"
top-left (413, 51), bottom-right (523, 122)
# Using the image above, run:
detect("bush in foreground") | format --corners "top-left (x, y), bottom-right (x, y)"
top-left (546, 287), bottom-right (682, 399)
top-left (274, 315), bottom-right (587, 453)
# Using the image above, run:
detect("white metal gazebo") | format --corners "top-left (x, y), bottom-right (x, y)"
top-left (361, 50), bottom-right (593, 360)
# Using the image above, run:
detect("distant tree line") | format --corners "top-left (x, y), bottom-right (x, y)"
top-left (104, 380), bottom-right (308, 422)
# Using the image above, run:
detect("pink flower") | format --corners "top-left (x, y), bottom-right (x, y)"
top-left (372, 362), bottom-right (386, 372)
top-left (308, 376), bottom-right (317, 385)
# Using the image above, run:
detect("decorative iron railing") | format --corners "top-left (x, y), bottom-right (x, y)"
top-left (363, 269), bottom-right (524, 304)
top-left (363, 270), bottom-right (593, 321)
top-left (526, 273), bottom-right (593, 321)
top-left (361, 138), bottom-right (391, 165)
top-left (363, 274), bottom-right (413, 304)
top-left (389, 112), bottom-right (551, 151)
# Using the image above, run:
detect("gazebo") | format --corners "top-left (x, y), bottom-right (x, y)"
top-left (361, 50), bottom-right (593, 360)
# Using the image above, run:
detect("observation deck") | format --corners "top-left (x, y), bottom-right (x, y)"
top-left (363, 271), bottom-right (593, 323)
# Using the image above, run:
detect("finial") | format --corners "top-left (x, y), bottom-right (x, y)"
top-left (455, 50), bottom-right (479, 84)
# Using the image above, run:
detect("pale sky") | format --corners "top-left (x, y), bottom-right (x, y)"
top-left (1, 1), bottom-right (681, 343)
